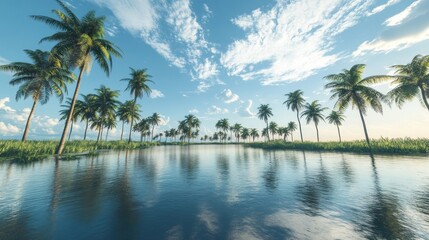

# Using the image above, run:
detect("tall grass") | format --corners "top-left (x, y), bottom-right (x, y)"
top-left (245, 138), bottom-right (429, 155)
top-left (0, 140), bottom-right (158, 162)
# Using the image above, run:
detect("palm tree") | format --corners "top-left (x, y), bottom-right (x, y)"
top-left (261, 127), bottom-right (269, 141)
top-left (148, 113), bottom-right (161, 141)
top-left (183, 114), bottom-right (200, 143)
top-left (121, 68), bottom-right (153, 142)
top-left (284, 90), bottom-right (306, 142)
top-left (59, 98), bottom-right (80, 140)
top-left (287, 122), bottom-right (297, 142)
top-left (326, 110), bottom-right (345, 142)
top-left (32, 0), bottom-right (122, 154)
top-left (325, 64), bottom-right (384, 146)
top-left (250, 128), bottom-right (259, 142)
top-left (383, 55), bottom-right (429, 111)
top-left (268, 121), bottom-right (278, 140)
top-left (215, 118), bottom-right (229, 143)
top-left (134, 118), bottom-right (150, 142)
top-left (75, 94), bottom-right (97, 140)
top-left (117, 100), bottom-right (141, 141)
top-left (93, 85), bottom-right (120, 143)
top-left (257, 104), bottom-right (273, 141)
top-left (104, 115), bottom-right (117, 141)
top-left (278, 127), bottom-right (290, 141)
top-left (0, 49), bottom-right (73, 142)
top-left (241, 128), bottom-right (250, 142)
top-left (301, 101), bottom-right (327, 142)
top-left (232, 123), bottom-right (243, 143)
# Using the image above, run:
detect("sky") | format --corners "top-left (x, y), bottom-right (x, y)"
top-left (0, 0), bottom-right (429, 141)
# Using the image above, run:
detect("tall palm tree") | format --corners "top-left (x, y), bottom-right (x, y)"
top-left (32, 0), bottom-right (122, 154)
top-left (287, 122), bottom-right (297, 142)
top-left (326, 110), bottom-right (345, 142)
top-left (325, 64), bottom-right (384, 146)
top-left (232, 123), bottom-right (243, 143)
top-left (121, 68), bottom-right (153, 143)
top-left (148, 113), bottom-right (161, 141)
top-left (117, 100), bottom-right (141, 141)
top-left (241, 128), bottom-right (250, 142)
top-left (284, 90), bottom-right (306, 142)
top-left (250, 128), bottom-right (259, 142)
top-left (301, 101), bottom-right (327, 142)
top-left (215, 118), bottom-right (229, 143)
top-left (257, 104), bottom-right (273, 141)
top-left (75, 94), bottom-right (97, 140)
top-left (93, 85), bottom-right (119, 143)
top-left (382, 55), bottom-right (429, 111)
top-left (59, 98), bottom-right (80, 140)
top-left (0, 49), bottom-right (73, 142)
top-left (268, 121), bottom-right (278, 140)
top-left (183, 114), bottom-right (200, 143)
top-left (134, 118), bottom-right (150, 142)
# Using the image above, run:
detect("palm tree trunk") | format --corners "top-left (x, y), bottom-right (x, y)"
top-left (57, 65), bottom-right (85, 155)
top-left (120, 121), bottom-right (125, 141)
top-left (96, 127), bottom-right (102, 143)
top-left (296, 110), bottom-right (303, 142)
top-left (419, 85), bottom-right (429, 111)
top-left (100, 127), bottom-right (104, 142)
top-left (83, 120), bottom-right (89, 140)
top-left (151, 126), bottom-right (155, 142)
top-left (336, 124), bottom-right (342, 143)
top-left (22, 99), bottom-right (38, 142)
top-left (68, 122), bottom-right (73, 141)
top-left (266, 120), bottom-right (270, 142)
top-left (357, 106), bottom-right (371, 147)
top-left (128, 96), bottom-right (138, 143)
top-left (291, 133), bottom-right (294, 142)
top-left (105, 128), bottom-right (109, 141)
top-left (315, 123), bottom-right (320, 142)
top-left (140, 132), bottom-right (143, 142)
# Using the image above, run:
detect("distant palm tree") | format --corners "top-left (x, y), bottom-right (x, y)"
top-left (104, 115), bottom-right (117, 141)
top-left (121, 68), bottom-right (153, 142)
top-left (183, 114), bottom-right (200, 143)
top-left (148, 113), bottom-right (161, 141)
top-left (134, 118), bottom-right (150, 142)
top-left (250, 128), bottom-right (259, 142)
top-left (93, 85), bottom-right (120, 143)
top-left (268, 121), bottom-right (278, 140)
top-left (117, 100), bottom-right (141, 141)
top-left (59, 98), bottom-right (80, 140)
top-left (261, 127), bottom-right (269, 141)
top-left (232, 123), bottom-right (243, 143)
top-left (301, 100), bottom-right (327, 142)
top-left (257, 104), bottom-right (273, 141)
top-left (325, 64), bottom-right (385, 146)
top-left (382, 55), bottom-right (429, 111)
top-left (278, 127), bottom-right (290, 141)
top-left (0, 49), bottom-right (73, 142)
top-left (241, 128), bottom-right (250, 142)
top-left (75, 94), bottom-right (97, 140)
top-left (32, 0), bottom-right (122, 154)
top-left (287, 122), bottom-right (297, 142)
top-left (326, 110), bottom-right (345, 142)
top-left (284, 90), bottom-right (306, 142)
top-left (215, 118), bottom-right (229, 143)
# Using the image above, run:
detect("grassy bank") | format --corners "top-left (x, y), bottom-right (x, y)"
top-left (0, 140), bottom-right (159, 162)
top-left (244, 138), bottom-right (429, 155)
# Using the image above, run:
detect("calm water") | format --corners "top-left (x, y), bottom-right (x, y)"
top-left (1, 145), bottom-right (428, 239)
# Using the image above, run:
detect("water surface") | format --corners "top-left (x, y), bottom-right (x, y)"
top-left (1, 145), bottom-right (428, 239)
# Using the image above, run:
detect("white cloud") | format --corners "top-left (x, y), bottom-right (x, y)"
top-left (218, 89), bottom-right (239, 104)
top-left (42, 128), bottom-right (56, 135)
top-left (207, 105), bottom-right (229, 115)
top-left (193, 58), bottom-right (218, 80)
top-left (354, 0), bottom-right (429, 56)
top-left (0, 97), bottom-right (16, 113)
top-left (150, 89), bottom-right (165, 99)
top-left (0, 56), bottom-right (9, 65)
top-left (33, 115), bottom-right (59, 128)
top-left (384, 0), bottom-right (420, 26)
top-left (0, 121), bottom-right (20, 135)
top-left (236, 100), bottom-right (256, 117)
top-left (367, 0), bottom-right (401, 16)
top-left (189, 108), bottom-right (199, 114)
top-left (159, 115), bottom-right (170, 126)
top-left (221, 0), bottom-right (373, 85)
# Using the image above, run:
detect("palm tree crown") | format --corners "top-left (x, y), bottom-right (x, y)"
top-left (326, 110), bottom-right (345, 142)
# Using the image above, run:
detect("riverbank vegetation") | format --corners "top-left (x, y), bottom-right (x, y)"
top-left (245, 138), bottom-right (429, 155)
top-left (0, 140), bottom-right (158, 162)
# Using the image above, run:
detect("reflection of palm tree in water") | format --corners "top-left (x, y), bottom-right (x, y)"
top-left (263, 151), bottom-right (279, 191)
top-left (179, 146), bottom-right (200, 181)
top-left (363, 155), bottom-right (413, 239)
top-left (216, 150), bottom-right (229, 178)
top-left (340, 153), bottom-right (354, 184)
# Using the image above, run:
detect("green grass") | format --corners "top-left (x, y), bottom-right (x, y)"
top-left (0, 140), bottom-right (159, 162)
top-left (244, 138), bottom-right (429, 155)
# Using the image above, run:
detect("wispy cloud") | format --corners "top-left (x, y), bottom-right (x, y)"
top-left (0, 97), bottom-right (16, 113)
top-left (367, 0), bottom-right (401, 16)
top-left (235, 100), bottom-right (256, 118)
top-left (189, 108), bottom-right (199, 114)
top-left (221, 0), bottom-right (373, 85)
top-left (354, 0), bottom-right (429, 56)
top-left (0, 121), bottom-right (20, 135)
top-left (218, 89), bottom-right (239, 104)
top-left (207, 105), bottom-right (229, 115)
top-left (150, 89), bottom-right (165, 99)
top-left (0, 56), bottom-right (9, 65)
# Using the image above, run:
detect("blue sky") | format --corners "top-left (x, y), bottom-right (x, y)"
top-left (1, 0), bottom-right (429, 141)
